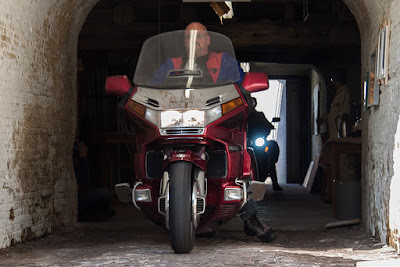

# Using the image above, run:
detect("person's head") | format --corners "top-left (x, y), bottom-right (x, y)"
top-left (330, 69), bottom-right (347, 88)
top-left (184, 22), bottom-right (210, 59)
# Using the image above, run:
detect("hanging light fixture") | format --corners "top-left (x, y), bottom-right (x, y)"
top-left (210, 2), bottom-right (230, 24)
top-left (222, 1), bottom-right (234, 19)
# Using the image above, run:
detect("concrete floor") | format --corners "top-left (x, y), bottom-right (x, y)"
top-left (0, 184), bottom-right (399, 266)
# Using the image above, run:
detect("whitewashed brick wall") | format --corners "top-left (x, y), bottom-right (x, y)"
top-left (344, 0), bottom-right (400, 254)
top-left (0, 0), bottom-right (97, 248)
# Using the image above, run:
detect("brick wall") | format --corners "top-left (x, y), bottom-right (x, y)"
top-left (384, 0), bottom-right (400, 254)
top-left (0, 0), bottom-right (97, 248)
top-left (344, 0), bottom-right (400, 254)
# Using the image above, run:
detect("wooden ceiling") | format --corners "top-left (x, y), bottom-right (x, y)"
top-left (78, 0), bottom-right (360, 64)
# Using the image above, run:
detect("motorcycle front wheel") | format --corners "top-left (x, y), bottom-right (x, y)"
top-left (169, 161), bottom-right (195, 253)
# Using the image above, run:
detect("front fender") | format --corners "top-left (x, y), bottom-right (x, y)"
top-left (163, 150), bottom-right (207, 171)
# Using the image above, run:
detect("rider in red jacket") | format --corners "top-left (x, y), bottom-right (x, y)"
top-left (150, 22), bottom-right (243, 86)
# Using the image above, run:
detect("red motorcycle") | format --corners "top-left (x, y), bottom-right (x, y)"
top-left (106, 29), bottom-right (269, 253)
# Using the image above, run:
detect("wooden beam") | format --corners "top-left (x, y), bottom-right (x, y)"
top-left (209, 22), bottom-right (360, 48)
top-left (78, 21), bottom-right (359, 50)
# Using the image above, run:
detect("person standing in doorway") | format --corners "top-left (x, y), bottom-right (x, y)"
top-left (317, 69), bottom-right (351, 141)
top-left (316, 69), bottom-right (352, 198)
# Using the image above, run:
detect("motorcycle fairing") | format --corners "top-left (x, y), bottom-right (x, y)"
top-left (132, 84), bottom-right (239, 109)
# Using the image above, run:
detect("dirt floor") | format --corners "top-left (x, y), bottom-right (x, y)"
top-left (0, 184), bottom-right (399, 266)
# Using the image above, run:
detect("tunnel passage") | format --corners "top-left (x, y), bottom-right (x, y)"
top-left (76, 0), bottom-right (361, 188)
top-left (75, 0), bottom-right (363, 248)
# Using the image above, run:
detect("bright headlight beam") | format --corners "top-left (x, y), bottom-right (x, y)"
top-left (255, 137), bottom-right (265, 147)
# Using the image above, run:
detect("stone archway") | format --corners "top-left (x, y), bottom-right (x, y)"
top-left (4, 0), bottom-right (400, 254)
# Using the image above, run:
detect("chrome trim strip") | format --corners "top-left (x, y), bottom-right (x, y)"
top-left (132, 182), bottom-right (143, 210)
top-left (235, 178), bottom-right (247, 210)
top-left (228, 145), bottom-right (242, 152)
top-left (160, 128), bottom-right (204, 136)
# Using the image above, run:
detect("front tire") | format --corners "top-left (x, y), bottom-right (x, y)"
top-left (169, 161), bottom-right (195, 253)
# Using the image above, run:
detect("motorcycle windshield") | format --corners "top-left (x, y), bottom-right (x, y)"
top-left (133, 30), bottom-right (240, 89)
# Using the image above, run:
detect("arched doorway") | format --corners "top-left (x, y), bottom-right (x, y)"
top-left (4, 0), bottom-right (388, 250)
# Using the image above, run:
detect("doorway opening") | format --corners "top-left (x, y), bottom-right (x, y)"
top-left (252, 80), bottom-right (287, 184)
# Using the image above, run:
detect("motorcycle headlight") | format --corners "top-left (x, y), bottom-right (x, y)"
top-left (161, 110), bottom-right (183, 128)
top-left (183, 110), bottom-right (205, 127)
top-left (255, 137), bottom-right (265, 147)
top-left (161, 110), bottom-right (206, 128)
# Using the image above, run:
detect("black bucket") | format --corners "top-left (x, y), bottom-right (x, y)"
top-left (334, 179), bottom-right (361, 220)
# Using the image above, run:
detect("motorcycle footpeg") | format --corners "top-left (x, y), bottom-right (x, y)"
top-left (114, 183), bottom-right (132, 203)
top-left (247, 181), bottom-right (267, 202)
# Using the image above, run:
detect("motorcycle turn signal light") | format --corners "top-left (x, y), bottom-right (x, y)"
top-left (128, 100), bottom-right (146, 117)
top-left (221, 97), bottom-right (243, 115)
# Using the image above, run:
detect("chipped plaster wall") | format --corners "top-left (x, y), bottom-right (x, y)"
top-left (386, 0), bottom-right (400, 254)
top-left (0, 0), bottom-right (98, 248)
top-left (344, 0), bottom-right (400, 253)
